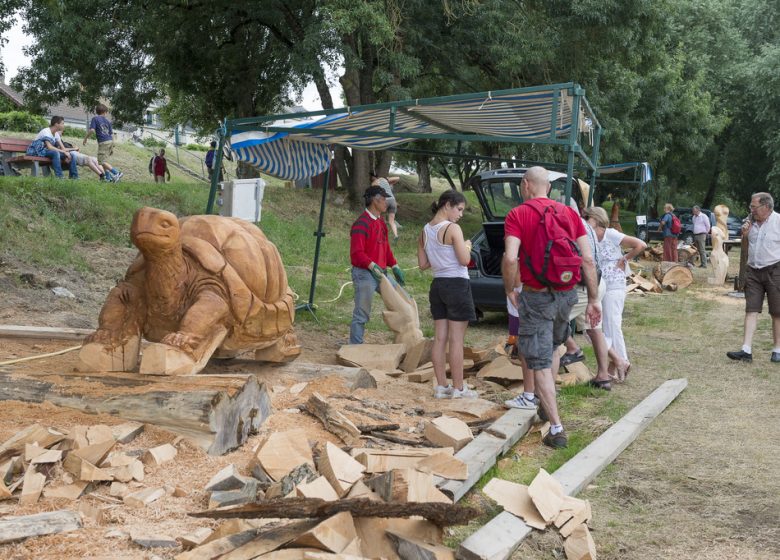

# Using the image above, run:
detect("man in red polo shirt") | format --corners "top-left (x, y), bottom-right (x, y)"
top-left (501, 167), bottom-right (601, 448)
top-left (349, 186), bottom-right (406, 344)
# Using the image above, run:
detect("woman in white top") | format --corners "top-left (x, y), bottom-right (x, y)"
top-left (418, 190), bottom-right (477, 399)
top-left (583, 207), bottom-right (647, 381)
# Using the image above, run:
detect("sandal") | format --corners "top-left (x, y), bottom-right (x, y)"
top-left (560, 349), bottom-right (585, 367)
top-left (588, 378), bottom-right (612, 391)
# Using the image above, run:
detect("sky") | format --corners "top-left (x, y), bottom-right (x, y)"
top-left (1, 18), bottom-right (342, 111)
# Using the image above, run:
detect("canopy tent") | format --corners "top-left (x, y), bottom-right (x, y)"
top-left (207, 83), bottom-right (603, 314)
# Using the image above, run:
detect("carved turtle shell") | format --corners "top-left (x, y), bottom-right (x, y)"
top-left (178, 215), bottom-right (295, 348)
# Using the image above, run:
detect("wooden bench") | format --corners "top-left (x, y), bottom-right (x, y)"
top-left (0, 138), bottom-right (52, 177)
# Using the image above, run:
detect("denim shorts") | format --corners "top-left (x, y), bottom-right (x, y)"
top-left (429, 277), bottom-right (476, 322)
top-left (517, 288), bottom-right (578, 370)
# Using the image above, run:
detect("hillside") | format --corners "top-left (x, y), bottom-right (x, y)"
top-left (0, 176), bottom-right (485, 343)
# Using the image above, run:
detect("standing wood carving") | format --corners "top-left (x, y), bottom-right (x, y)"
top-left (609, 202), bottom-right (623, 232)
top-left (708, 226), bottom-right (729, 285)
top-left (379, 276), bottom-right (430, 372)
top-left (79, 207), bottom-right (299, 375)
top-left (713, 204), bottom-right (730, 239)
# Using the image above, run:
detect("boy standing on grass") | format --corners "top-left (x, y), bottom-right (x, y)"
top-left (83, 104), bottom-right (123, 182)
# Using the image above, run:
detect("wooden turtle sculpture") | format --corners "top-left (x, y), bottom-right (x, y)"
top-left (79, 206), bottom-right (299, 375)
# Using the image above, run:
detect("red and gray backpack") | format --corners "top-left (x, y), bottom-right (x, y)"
top-left (520, 200), bottom-right (583, 289)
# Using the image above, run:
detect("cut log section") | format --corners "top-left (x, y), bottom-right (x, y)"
top-left (192, 497), bottom-right (478, 527)
top-left (653, 261), bottom-right (693, 290)
top-left (0, 371), bottom-right (271, 456)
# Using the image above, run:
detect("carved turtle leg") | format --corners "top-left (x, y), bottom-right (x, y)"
top-left (78, 282), bottom-right (145, 372)
top-left (140, 291), bottom-right (230, 376)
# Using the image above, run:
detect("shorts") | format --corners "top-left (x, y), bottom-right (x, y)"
top-left (568, 278), bottom-right (606, 329)
top-left (429, 277), bottom-right (476, 322)
top-left (69, 151), bottom-right (95, 167)
top-left (517, 288), bottom-right (578, 370)
top-left (97, 141), bottom-right (113, 164)
top-left (745, 263), bottom-right (780, 315)
top-left (386, 196), bottom-right (398, 214)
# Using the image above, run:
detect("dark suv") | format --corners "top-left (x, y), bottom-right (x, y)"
top-left (465, 168), bottom-right (587, 318)
top-left (636, 208), bottom-right (741, 246)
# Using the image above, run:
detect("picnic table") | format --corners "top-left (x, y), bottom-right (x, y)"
top-left (0, 137), bottom-right (52, 177)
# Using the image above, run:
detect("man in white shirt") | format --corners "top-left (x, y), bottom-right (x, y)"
top-left (35, 116), bottom-right (78, 179)
top-left (692, 206), bottom-right (711, 268)
top-left (727, 192), bottom-right (780, 363)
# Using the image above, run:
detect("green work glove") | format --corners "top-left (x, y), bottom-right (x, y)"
top-left (368, 262), bottom-right (385, 282)
top-left (391, 265), bottom-right (406, 286)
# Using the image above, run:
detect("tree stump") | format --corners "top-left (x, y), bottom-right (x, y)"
top-left (678, 246), bottom-right (699, 266)
top-left (653, 262), bottom-right (693, 290)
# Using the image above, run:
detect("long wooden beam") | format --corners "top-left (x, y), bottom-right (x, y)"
top-left (457, 378), bottom-right (687, 560)
top-left (0, 325), bottom-right (93, 341)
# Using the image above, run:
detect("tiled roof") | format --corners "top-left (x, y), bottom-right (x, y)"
top-left (0, 81), bottom-right (92, 123)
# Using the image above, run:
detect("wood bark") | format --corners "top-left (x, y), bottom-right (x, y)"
top-left (190, 497), bottom-right (478, 527)
top-left (735, 234), bottom-right (749, 291)
top-left (0, 371), bottom-right (271, 456)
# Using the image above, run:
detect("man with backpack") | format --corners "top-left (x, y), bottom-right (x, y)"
top-left (501, 167), bottom-right (601, 449)
top-left (149, 149), bottom-right (171, 183)
top-left (659, 203), bottom-right (680, 262)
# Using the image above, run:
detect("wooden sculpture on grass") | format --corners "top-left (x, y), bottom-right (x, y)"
top-left (79, 206), bottom-right (299, 375)
top-left (708, 225), bottom-right (730, 285)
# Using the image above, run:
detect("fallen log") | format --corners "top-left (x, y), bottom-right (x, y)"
top-left (190, 497), bottom-right (478, 527)
top-left (0, 510), bottom-right (82, 544)
top-left (0, 371), bottom-right (271, 455)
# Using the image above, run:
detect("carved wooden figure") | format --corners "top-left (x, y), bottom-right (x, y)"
top-left (713, 204), bottom-right (730, 239)
top-left (378, 276), bottom-right (431, 372)
top-left (708, 225), bottom-right (729, 285)
top-left (79, 207), bottom-right (299, 375)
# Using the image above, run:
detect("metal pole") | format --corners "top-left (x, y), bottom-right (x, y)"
top-left (587, 127), bottom-right (602, 207)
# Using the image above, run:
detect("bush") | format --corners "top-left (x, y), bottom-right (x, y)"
top-left (185, 143), bottom-right (208, 152)
top-left (141, 137), bottom-right (167, 148)
top-left (62, 125), bottom-right (85, 138)
top-left (0, 111), bottom-right (48, 132)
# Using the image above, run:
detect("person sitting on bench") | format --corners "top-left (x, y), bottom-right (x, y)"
top-left (31, 116), bottom-right (78, 179)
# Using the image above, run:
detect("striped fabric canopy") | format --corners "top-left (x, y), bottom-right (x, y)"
top-left (230, 87), bottom-right (585, 180)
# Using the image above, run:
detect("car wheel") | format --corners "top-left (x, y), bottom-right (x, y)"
top-left (637, 227), bottom-right (648, 242)
top-left (682, 232), bottom-right (694, 246)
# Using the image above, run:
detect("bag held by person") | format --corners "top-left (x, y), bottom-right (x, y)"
top-left (670, 214), bottom-right (682, 234)
top-left (521, 201), bottom-right (582, 289)
top-left (26, 139), bottom-right (47, 157)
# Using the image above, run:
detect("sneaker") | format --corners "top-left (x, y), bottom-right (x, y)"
top-left (112, 170), bottom-right (124, 182)
top-left (433, 384), bottom-right (453, 399)
top-left (560, 349), bottom-right (585, 367)
top-left (772, 352), bottom-right (780, 363)
top-left (504, 394), bottom-right (538, 410)
top-left (451, 386), bottom-right (478, 399)
top-left (726, 350), bottom-right (752, 363)
top-left (543, 429), bottom-right (568, 449)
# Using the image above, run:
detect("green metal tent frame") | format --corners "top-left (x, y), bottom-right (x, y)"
top-left (206, 82), bottom-right (603, 315)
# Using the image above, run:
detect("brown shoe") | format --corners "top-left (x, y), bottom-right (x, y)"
top-left (543, 429), bottom-right (568, 449)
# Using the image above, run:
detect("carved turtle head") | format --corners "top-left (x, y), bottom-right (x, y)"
top-left (131, 207), bottom-right (181, 256)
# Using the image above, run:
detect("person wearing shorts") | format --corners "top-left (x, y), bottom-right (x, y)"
top-left (83, 103), bottom-right (123, 182)
top-left (727, 192), bottom-right (780, 363)
top-left (418, 190), bottom-right (477, 399)
top-left (501, 167), bottom-right (601, 448)
top-left (68, 149), bottom-right (108, 180)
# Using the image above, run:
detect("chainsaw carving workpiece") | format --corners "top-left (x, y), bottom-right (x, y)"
top-left (79, 207), bottom-right (299, 375)
top-left (713, 204), bottom-right (730, 239)
top-left (708, 226), bottom-right (729, 285)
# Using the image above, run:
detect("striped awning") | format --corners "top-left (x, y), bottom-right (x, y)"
top-left (230, 86), bottom-right (590, 180)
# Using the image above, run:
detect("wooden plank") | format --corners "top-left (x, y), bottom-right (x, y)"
top-left (0, 325), bottom-right (93, 341)
top-left (0, 510), bottom-right (83, 544)
top-left (456, 378), bottom-right (687, 560)
top-left (437, 409), bottom-right (535, 502)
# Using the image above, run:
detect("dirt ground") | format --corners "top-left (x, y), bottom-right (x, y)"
top-left (1, 249), bottom-right (779, 559)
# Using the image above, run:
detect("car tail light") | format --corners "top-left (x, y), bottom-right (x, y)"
top-left (467, 258), bottom-right (477, 269)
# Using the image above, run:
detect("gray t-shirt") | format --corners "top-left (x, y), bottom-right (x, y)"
top-left (376, 177), bottom-right (394, 198)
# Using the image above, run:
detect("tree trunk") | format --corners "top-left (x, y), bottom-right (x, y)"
top-left (653, 262), bottom-right (694, 290)
top-left (416, 154), bottom-right (432, 193)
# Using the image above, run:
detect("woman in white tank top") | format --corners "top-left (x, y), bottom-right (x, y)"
top-left (417, 190), bottom-right (478, 399)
